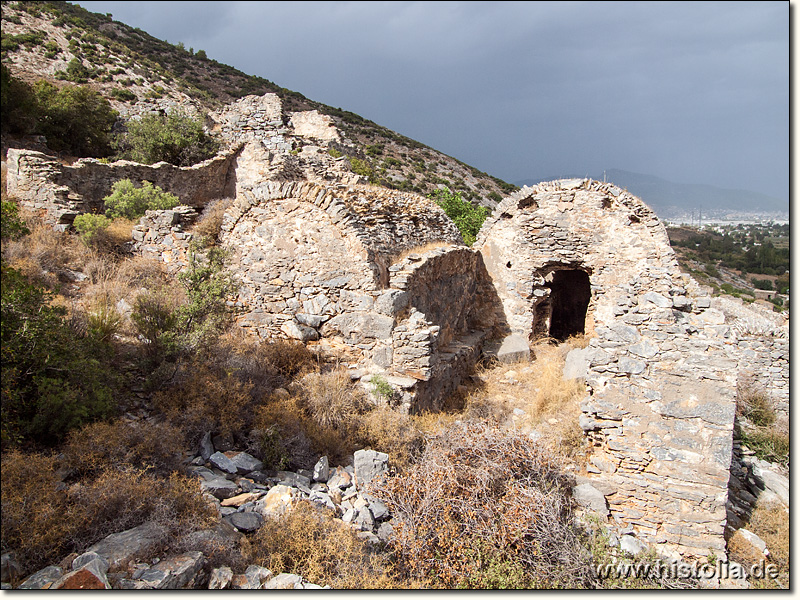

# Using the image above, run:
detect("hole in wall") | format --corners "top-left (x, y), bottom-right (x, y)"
top-left (506, 261), bottom-right (512, 268)
top-left (546, 269), bottom-right (591, 341)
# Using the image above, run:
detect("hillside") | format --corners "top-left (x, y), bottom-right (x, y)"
top-left (516, 169), bottom-right (788, 219)
top-left (0, 0), bottom-right (515, 205)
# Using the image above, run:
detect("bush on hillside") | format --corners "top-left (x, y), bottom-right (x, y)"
top-left (73, 212), bottom-right (111, 244)
top-left (32, 80), bottom-right (117, 157)
top-left (428, 187), bottom-right (488, 246)
top-left (0, 65), bottom-right (38, 135)
top-left (103, 179), bottom-right (179, 219)
top-left (115, 110), bottom-right (220, 166)
top-left (1, 265), bottom-right (119, 448)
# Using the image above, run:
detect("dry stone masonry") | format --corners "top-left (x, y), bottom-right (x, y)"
top-left (5, 148), bottom-right (238, 225)
top-left (3, 92), bottom-right (789, 561)
top-left (477, 179), bottom-right (788, 558)
top-left (220, 180), bottom-right (500, 411)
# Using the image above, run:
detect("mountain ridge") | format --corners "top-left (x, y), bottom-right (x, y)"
top-left (0, 0), bottom-right (515, 206)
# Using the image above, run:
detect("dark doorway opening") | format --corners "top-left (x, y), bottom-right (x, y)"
top-left (548, 270), bottom-right (591, 340)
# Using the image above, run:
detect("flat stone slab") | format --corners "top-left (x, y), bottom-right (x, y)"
top-left (86, 521), bottom-right (163, 571)
top-left (487, 334), bottom-right (530, 364)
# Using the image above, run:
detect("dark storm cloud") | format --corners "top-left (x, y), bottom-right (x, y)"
top-left (76, 1), bottom-right (788, 202)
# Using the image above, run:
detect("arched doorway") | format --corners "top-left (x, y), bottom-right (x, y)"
top-left (531, 268), bottom-right (592, 341)
top-left (548, 270), bottom-right (591, 340)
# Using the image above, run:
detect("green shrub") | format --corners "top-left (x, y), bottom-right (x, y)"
top-left (73, 213), bottom-right (111, 244)
top-left (115, 110), bottom-right (220, 166)
top-left (32, 80), bottom-right (117, 156)
top-left (1, 200), bottom-right (31, 241)
top-left (368, 374), bottom-right (394, 403)
top-left (738, 427), bottom-right (789, 467)
top-left (348, 157), bottom-right (374, 180)
top-left (110, 87), bottom-right (136, 102)
top-left (428, 187), bottom-right (488, 246)
top-left (1, 266), bottom-right (118, 447)
top-left (64, 57), bottom-right (90, 83)
top-left (1, 65), bottom-right (39, 135)
top-left (103, 179), bottom-right (179, 219)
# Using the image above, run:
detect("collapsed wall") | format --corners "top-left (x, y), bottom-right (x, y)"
top-left (4, 147), bottom-right (239, 225)
top-left (221, 180), bottom-right (501, 411)
top-left (477, 179), bottom-right (740, 557)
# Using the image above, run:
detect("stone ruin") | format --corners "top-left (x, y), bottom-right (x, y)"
top-left (3, 92), bottom-right (789, 560)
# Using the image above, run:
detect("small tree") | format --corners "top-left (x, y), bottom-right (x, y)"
top-left (116, 110), bottom-right (219, 166)
top-left (103, 179), bottom-right (179, 220)
top-left (32, 81), bottom-right (117, 157)
top-left (428, 187), bottom-right (489, 246)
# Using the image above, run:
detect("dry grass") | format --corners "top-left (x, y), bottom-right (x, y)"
top-left (191, 197), bottom-right (232, 246)
top-left (2, 216), bottom-right (87, 288)
top-left (452, 338), bottom-right (587, 464)
top-left (153, 360), bottom-right (255, 447)
top-left (358, 406), bottom-right (427, 471)
top-left (247, 500), bottom-right (399, 588)
top-left (1, 450), bottom-right (214, 578)
top-left (728, 502), bottom-right (789, 589)
top-left (372, 422), bottom-right (592, 588)
top-left (62, 420), bottom-right (187, 478)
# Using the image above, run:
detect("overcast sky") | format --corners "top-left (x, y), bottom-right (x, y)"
top-left (75, 1), bottom-right (788, 202)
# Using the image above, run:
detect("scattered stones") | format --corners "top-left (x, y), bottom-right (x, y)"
top-left (209, 451), bottom-right (239, 475)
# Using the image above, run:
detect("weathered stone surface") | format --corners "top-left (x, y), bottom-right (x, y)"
top-left (52, 557), bottom-right (110, 590)
top-left (227, 451), bottom-right (264, 474)
top-left (208, 566), bottom-right (233, 590)
top-left (312, 456), bottom-right (330, 483)
top-left (354, 449), bottom-right (389, 486)
top-left (256, 484), bottom-right (295, 517)
top-left (136, 552), bottom-right (204, 589)
top-left (572, 483), bottom-right (609, 518)
top-left (221, 492), bottom-right (257, 508)
top-left (87, 521), bottom-right (163, 571)
top-left (201, 477), bottom-right (239, 500)
top-left (18, 566), bottom-right (63, 589)
top-left (563, 347), bottom-right (589, 379)
top-left (619, 535), bottom-right (648, 556)
top-left (209, 451), bottom-right (239, 474)
top-left (758, 469), bottom-right (789, 506)
top-left (198, 432), bottom-right (215, 461)
top-left (736, 529), bottom-right (768, 555)
top-left (264, 573), bottom-right (304, 589)
top-left (494, 334), bottom-right (531, 364)
top-left (224, 511), bottom-right (264, 533)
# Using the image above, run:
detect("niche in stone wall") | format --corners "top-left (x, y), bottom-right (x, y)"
top-left (531, 268), bottom-right (592, 341)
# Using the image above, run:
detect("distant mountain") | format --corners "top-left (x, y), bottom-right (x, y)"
top-left (515, 169), bottom-right (788, 219)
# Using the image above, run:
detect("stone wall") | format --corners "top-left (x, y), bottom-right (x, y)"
top-left (478, 179), bottom-right (740, 558)
top-left (219, 179), bottom-right (492, 411)
top-left (5, 147), bottom-right (238, 224)
top-left (130, 206), bottom-right (199, 274)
